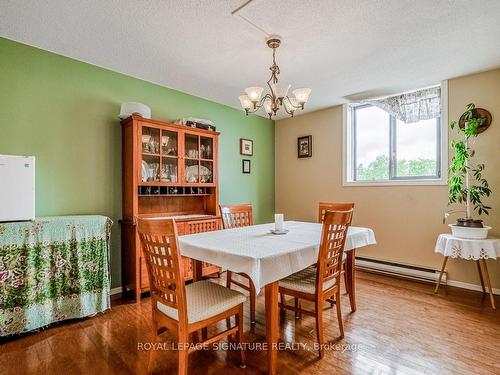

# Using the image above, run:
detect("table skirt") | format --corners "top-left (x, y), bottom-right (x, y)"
top-left (435, 234), bottom-right (500, 260)
top-left (0, 215), bottom-right (112, 336)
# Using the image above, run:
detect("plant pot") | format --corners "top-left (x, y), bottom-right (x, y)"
top-left (449, 224), bottom-right (491, 239)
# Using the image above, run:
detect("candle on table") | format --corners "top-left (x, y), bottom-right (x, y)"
top-left (275, 214), bottom-right (284, 231)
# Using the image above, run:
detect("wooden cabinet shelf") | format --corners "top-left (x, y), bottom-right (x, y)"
top-left (121, 115), bottom-right (221, 302)
top-left (138, 194), bottom-right (211, 197)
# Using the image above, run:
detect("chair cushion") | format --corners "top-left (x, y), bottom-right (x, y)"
top-left (279, 266), bottom-right (336, 294)
top-left (157, 280), bottom-right (246, 323)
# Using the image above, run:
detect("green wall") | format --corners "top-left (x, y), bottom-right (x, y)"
top-left (0, 37), bottom-right (275, 287)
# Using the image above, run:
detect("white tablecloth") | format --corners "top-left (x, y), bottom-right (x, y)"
top-left (179, 221), bottom-right (376, 291)
top-left (435, 234), bottom-right (500, 260)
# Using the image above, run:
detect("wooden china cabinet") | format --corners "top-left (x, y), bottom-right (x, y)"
top-left (121, 115), bottom-right (221, 301)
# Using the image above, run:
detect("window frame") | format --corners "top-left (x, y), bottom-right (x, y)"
top-left (343, 81), bottom-right (448, 187)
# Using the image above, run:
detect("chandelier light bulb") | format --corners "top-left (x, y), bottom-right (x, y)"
top-left (263, 99), bottom-right (274, 117)
top-left (244, 87), bottom-right (264, 103)
top-left (238, 95), bottom-right (253, 111)
top-left (270, 82), bottom-right (291, 99)
top-left (284, 97), bottom-right (299, 114)
top-left (293, 88), bottom-right (312, 105)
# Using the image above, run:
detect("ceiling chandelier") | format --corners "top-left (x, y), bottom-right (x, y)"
top-left (238, 35), bottom-right (311, 118)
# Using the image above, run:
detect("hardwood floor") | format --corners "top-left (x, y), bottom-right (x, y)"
top-left (1, 271), bottom-right (499, 375)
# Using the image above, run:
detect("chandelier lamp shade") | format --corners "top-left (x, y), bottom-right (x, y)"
top-left (238, 35), bottom-right (311, 118)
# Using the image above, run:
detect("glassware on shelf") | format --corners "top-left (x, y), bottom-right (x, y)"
top-left (167, 186), bottom-right (179, 194)
top-left (161, 158), bottom-right (178, 182)
top-left (142, 127), bottom-right (160, 154)
top-left (161, 135), bottom-right (169, 151)
top-left (150, 140), bottom-right (159, 154)
top-left (185, 159), bottom-right (199, 183)
top-left (142, 135), bottom-right (151, 152)
top-left (142, 155), bottom-right (160, 182)
top-left (200, 161), bottom-right (213, 183)
top-left (185, 134), bottom-right (199, 159)
top-left (186, 149), bottom-right (199, 158)
top-left (162, 130), bottom-right (178, 156)
top-left (200, 137), bottom-right (213, 159)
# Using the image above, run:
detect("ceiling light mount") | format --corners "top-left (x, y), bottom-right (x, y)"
top-left (266, 35), bottom-right (281, 49)
top-left (238, 36), bottom-right (311, 119)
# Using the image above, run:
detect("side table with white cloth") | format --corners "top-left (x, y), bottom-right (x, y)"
top-left (434, 234), bottom-right (499, 309)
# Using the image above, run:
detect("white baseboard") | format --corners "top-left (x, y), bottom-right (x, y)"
top-left (446, 279), bottom-right (500, 296)
top-left (356, 256), bottom-right (499, 297)
top-left (109, 286), bottom-right (123, 296)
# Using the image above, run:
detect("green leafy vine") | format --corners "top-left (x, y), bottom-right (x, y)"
top-left (448, 103), bottom-right (491, 217)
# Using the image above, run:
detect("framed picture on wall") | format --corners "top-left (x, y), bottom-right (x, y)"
top-left (240, 138), bottom-right (253, 156)
top-left (242, 159), bottom-right (251, 173)
top-left (297, 135), bottom-right (312, 158)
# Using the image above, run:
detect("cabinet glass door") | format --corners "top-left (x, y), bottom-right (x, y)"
top-left (199, 136), bottom-right (214, 184)
top-left (200, 160), bottom-right (213, 183)
top-left (184, 133), bottom-right (199, 159)
top-left (184, 159), bottom-right (199, 183)
top-left (160, 129), bottom-right (179, 183)
top-left (200, 137), bottom-right (213, 160)
top-left (184, 133), bottom-right (199, 183)
top-left (182, 132), bottom-right (216, 185)
top-left (142, 127), bottom-right (160, 154)
top-left (141, 127), bottom-right (160, 182)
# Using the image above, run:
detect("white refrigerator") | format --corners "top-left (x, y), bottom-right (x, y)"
top-left (0, 155), bottom-right (35, 222)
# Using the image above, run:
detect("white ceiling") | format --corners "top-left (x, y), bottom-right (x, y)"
top-left (1, 0), bottom-right (500, 119)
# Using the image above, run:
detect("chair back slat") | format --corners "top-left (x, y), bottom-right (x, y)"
top-left (219, 204), bottom-right (253, 229)
top-left (318, 202), bottom-right (354, 223)
top-left (137, 218), bottom-right (187, 322)
top-left (316, 210), bottom-right (353, 291)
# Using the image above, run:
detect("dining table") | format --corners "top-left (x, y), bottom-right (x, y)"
top-left (178, 220), bottom-right (376, 375)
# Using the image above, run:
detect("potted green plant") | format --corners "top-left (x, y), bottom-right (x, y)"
top-left (444, 103), bottom-right (492, 239)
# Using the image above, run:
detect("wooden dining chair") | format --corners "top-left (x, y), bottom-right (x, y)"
top-left (137, 218), bottom-right (247, 375)
top-left (279, 209), bottom-right (353, 358)
top-left (318, 202), bottom-right (355, 223)
top-left (319, 202), bottom-right (354, 303)
top-left (219, 204), bottom-right (257, 324)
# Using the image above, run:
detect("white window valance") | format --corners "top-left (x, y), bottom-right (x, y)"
top-left (363, 86), bottom-right (441, 123)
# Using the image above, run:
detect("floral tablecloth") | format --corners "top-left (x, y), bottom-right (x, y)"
top-left (0, 215), bottom-right (112, 336)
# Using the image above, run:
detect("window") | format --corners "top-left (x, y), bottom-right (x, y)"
top-left (343, 84), bottom-right (448, 186)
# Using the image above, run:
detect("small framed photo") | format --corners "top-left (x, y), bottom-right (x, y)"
top-left (242, 159), bottom-right (251, 174)
top-left (240, 138), bottom-right (253, 156)
top-left (297, 135), bottom-right (312, 158)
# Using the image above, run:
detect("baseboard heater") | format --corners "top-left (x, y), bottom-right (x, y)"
top-left (356, 256), bottom-right (446, 284)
